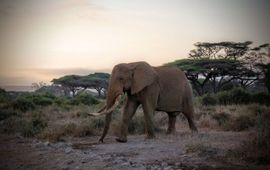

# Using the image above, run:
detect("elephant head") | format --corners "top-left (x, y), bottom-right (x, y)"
top-left (89, 61), bottom-right (158, 142)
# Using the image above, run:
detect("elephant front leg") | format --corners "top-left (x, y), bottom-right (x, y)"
top-left (142, 102), bottom-right (156, 139)
top-left (116, 98), bottom-right (139, 143)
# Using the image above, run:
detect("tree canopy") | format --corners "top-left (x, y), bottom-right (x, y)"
top-left (167, 41), bottom-right (269, 95)
top-left (51, 72), bottom-right (110, 97)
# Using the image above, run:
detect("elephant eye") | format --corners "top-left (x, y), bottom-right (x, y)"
top-left (119, 77), bottom-right (124, 81)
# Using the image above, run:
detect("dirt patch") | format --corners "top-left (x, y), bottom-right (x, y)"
top-left (0, 129), bottom-right (270, 170)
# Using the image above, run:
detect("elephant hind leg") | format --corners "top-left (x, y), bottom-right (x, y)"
top-left (182, 110), bottom-right (198, 132)
top-left (166, 112), bottom-right (178, 134)
top-left (182, 102), bottom-right (198, 132)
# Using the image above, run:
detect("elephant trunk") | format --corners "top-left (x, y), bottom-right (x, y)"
top-left (98, 84), bottom-right (123, 142)
top-left (88, 82), bottom-right (123, 142)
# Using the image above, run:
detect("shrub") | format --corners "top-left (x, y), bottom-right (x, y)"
top-left (252, 112), bottom-right (270, 163)
top-left (12, 97), bottom-right (35, 112)
top-left (222, 114), bottom-right (255, 131)
top-left (12, 92), bottom-right (57, 111)
top-left (0, 116), bottom-right (25, 134)
top-left (0, 111), bottom-right (47, 137)
top-left (0, 108), bottom-right (19, 121)
top-left (229, 111), bottom-right (270, 164)
top-left (211, 112), bottom-right (230, 126)
top-left (217, 88), bottom-right (251, 105)
top-left (22, 112), bottom-right (48, 137)
top-left (216, 91), bottom-right (231, 105)
top-left (230, 88), bottom-right (251, 104)
top-left (199, 88), bottom-right (270, 106)
top-left (0, 88), bottom-right (9, 103)
top-left (70, 92), bottom-right (99, 105)
top-left (252, 92), bottom-right (270, 106)
top-left (54, 97), bottom-right (69, 106)
top-left (200, 93), bottom-right (217, 106)
top-left (32, 93), bottom-right (55, 106)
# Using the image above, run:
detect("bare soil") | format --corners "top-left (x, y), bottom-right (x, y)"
top-left (0, 129), bottom-right (269, 170)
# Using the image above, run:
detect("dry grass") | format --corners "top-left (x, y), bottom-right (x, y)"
top-left (194, 103), bottom-right (270, 131)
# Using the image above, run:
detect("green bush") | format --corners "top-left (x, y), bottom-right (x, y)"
top-left (217, 88), bottom-right (250, 105)
top-left (216, 91), bottom-right (232, 105)
top-left (12, 92), bottom-right (57, 112)
top-left (199, 88), bottom-right (270, 106)
top-left (31, 93), bottom-right (55, 106)
top-left (54, 96), bottom-right (69, 106)
top-left (200, 93), bottom-right (217, 106)
top-left (22, 112), bottom-right (48, 137)
top-left (12, 97), bottom-right (35, 112)
top-left (0, 116), bottom-right (25, 134)
top-left (0, 88), bottom-right (9, 103)
top-left (230, 88), bottom-right (251, 104)
top-left (70, 92), bottom-right (99, 105)
top-left (0, 109), bottom-right (19, 121)
top-left (252, 92), bottom-right (270, 106)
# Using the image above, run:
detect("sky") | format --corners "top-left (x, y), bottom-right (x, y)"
top-left (0, 0), bottom-right (269, 87)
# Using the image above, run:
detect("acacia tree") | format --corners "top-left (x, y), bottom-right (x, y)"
top-left (252, 44), bottom-right (270, 92)
top-left (51, 72), bottom-right (110, 97)
top-left (51, 75), bottom-right (82, 97)
top-left (76, 73), bottom-right (110, 97)
top-left (167, 41), bottom-right (264, 95)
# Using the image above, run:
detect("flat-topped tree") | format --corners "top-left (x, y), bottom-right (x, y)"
top-left (167, 41), bottom-right (266, 95)
top-left (51, 75), bottom-right (82, 97)
top-left (51, 72), bottom-right (110, 97)
top-left (77, 73), bottom-right (110, 97)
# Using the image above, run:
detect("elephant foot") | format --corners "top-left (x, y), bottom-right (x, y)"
top-left (115, 137), bottom-right (127, 143)
top-left (98, 138), bottom-right (104, 143)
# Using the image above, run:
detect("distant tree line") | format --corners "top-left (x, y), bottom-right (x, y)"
top-left (38, 41), bottom-right (269, 98)
top-left (167, 41), bottom-right (270, 95)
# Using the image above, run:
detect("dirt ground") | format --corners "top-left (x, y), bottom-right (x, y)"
top-left (0, 129), bottom-right (270, 170)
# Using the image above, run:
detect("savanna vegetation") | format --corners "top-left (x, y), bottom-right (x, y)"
top-left (0, 41), bottom-right (270, 167)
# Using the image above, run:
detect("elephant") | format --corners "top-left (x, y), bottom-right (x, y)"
top-left (90, 61), bottom-right (198, 143)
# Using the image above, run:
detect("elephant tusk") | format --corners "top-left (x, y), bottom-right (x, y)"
top-left (105, 95), bottom-right (121, 113)
top-left (88, 112), bottom-right (102, 116)
top-left (88, 95), bottom-right (122, 116)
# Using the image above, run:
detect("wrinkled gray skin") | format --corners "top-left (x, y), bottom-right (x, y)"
top-left (98, 61), bottom-right (198, 143)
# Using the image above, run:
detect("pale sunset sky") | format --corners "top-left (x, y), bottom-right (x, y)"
top-left (0, 0), bottom-right (269, 88)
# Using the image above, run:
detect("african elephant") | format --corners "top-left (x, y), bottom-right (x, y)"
top-left (90, 61), bottom-right (198, 143)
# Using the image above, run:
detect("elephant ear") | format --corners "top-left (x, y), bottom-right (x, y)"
top-left (130, 62), bottom-right (157, 95)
